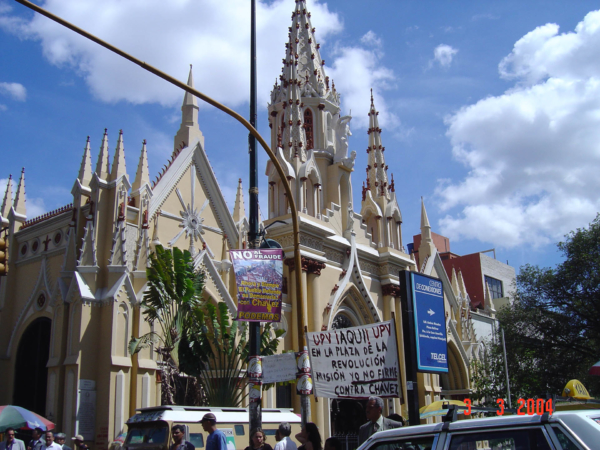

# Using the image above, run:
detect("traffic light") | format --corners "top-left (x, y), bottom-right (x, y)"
top-left (0, 235), bottom-right (7, 276)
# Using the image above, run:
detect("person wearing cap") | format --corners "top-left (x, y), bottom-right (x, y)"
top-left (71, 436), bottom-right (87, 450)
top-left (53, 434), bottom-right (71, 450)
top-left (170, 425), bottom-right (194, 450)
top-left (1, 428), bottom-right (26, 450)
top-left (200, 413), bottom-right (226, 450)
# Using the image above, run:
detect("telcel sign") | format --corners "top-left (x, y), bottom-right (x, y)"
top-left (411, 273), bottom-right (448, 373)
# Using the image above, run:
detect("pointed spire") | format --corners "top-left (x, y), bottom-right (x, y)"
top-left (366, 90), bottom-right (389, 200)
top-left (451, 267), bottom-right (460, 297)
top-left (233, 178), bottom-right (246, 223)
top-left (1, 174), bottom-right (13, 218)
top-left (132, 140), bottom-right (150, 192)
top-left (182, 64), bottom-right (199, 115)
top-left (110, 130), bottom-right (127, 181)
top-left (421, 196), bottom-right (431, 229)
top-left (13, 168), bottom-right (26, 217)
top-left (457, 269), bottom-right (468, 299)
top-left (418, 197), bottom-right (436, 263)
top-left (174, 65), bottom-right (203, 152)
top-left (95, 129), bottom-right (111, 180)
top-left (274, 0), bottom-right (332, 103)
top-left (78, 136), bottom-right (93, 186)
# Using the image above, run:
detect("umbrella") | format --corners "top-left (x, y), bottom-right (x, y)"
top-left (0, 405), bottom-right (55, 433)
top-left (419, 400), bottom-right (468, 419)
top-left (589, 360), bottom-right (600, 376)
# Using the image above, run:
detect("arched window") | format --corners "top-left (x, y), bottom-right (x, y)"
top-left (304, 108), bottom-right (314, 150)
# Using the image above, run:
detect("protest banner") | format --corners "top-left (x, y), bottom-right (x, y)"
top-left (230, 249), bottom-right (283, 322)
top-left (306, 321), bottom-right (400, 399)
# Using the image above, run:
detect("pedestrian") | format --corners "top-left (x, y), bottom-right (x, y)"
top-left (40, 432), bottom-right (61, 450)
top-left (1, 428), bottom-right (26, 450)
top-left (323, 438), bottom-right (341, 450)
top-left (200, 413), bottom-right (226, 450)
top-left (53, 434), bottom-right (71, 450)
top-left (295, 423), bottom-right (321, 450)
top-left (71, 436), bottom-right (88, 450)
top-left (358, 396), bottom-right (403, 445)
top-left (170, 425), bottom-right (194, 450)
top-left (273, 423), bottom-right (297, 450)
top-left (244, 429), bottom-right (272, 450)
top-left (27, 428), bottom-right (44, 450)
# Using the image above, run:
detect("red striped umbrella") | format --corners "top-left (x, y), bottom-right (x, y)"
top-left (590, 360), bottom-right (600, 376)
top-left (0, 405), bottom-right (55, 432)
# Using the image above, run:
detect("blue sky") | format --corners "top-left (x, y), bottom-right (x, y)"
top-left (2, 0), bottom-right (600, 274)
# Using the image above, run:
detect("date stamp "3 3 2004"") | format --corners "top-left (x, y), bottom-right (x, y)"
top-left (463, 398), bottom-right (554, 416)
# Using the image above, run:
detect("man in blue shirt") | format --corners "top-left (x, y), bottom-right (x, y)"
top-left (201, 414), bottom-right (226, 450)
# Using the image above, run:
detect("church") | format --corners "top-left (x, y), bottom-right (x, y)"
top-left (0, 0), bottom-right (506, 447)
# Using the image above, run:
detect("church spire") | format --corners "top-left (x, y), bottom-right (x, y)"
top-left (110, 130), bottom-right (127, 181)
top-left (95, 129), bottom-right (110, 180)
top-left (1, 174), bottom-right (13, 219)
top-left (282, 37), bottom-right (307, 163)
top-left (366, 90), bottom-right (389, 200)
top-left (418, 197), bottom-right (436, 263)
top-left (13, 168), bottom-right (26, 217)
top-left (78, 136), bottom-right (93, 186)
top-left (271, 0), bottom-right (335, 105)
top-left (132, 139), bottom-right (150, 192)
top-left (174, 65), bottom-right (203, 152)
top-left (233, 178), bottom-right (246, 224)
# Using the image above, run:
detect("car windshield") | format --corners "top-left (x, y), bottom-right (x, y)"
top-left (125, 425), bottom-right (169, 445)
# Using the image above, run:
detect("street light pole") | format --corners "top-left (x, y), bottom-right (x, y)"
top-left (248, 0), bottom-right (262, 435)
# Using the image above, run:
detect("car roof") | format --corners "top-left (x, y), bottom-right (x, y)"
top-left (128, 406), bottom-right (301, 425)
top-left (360, 409), bottom-right (600, 447)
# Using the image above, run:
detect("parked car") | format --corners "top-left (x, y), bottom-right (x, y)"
top-left (358, 409), bottom-right (600, 450)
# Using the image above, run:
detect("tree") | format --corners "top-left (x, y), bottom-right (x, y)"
top-left (471, 214), bottom-right (600, 401)
top-left (131, 245), bottom-right (285, 407)
top-left (179, 301), bottom-right (284, 407)
top-left (129, 245), bottom-right (205, 405)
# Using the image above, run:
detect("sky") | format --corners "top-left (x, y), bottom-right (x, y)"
top-left (2, 0), bottom-right (600, 275)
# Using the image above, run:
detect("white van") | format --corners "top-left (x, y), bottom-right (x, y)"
top-left (123, 406), bottom-right (301, 450)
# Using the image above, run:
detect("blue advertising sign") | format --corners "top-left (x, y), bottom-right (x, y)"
top-left (411, 273), bottom-right (448, 373)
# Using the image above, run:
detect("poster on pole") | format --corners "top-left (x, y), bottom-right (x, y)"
top-left (230, 249), bottom-right (283, 322)
top-left (262, 353), bottom-right (297, 384)
top-left (306, 321), bottom-right (400, 399)
top-left (411, 272), bottom-right (448, 373)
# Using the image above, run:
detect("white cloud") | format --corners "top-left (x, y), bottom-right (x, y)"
top-left (0, 0), bottom-right (342, 110)
top-left (437, 10), bottom-right (600, 248)
top-left (0, 82), bottom-right (26, 101)
top-left (431, 44), bottom-right (458, 68)
top-left (328, 31), bottom-right (398, 131)
top-left (27, 196), bottom-right (46, 219)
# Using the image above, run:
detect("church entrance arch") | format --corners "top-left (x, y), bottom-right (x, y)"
top-left (329, 305), bottom-right (368, 446)
top-left (13, 317), bottom-right (51, 416)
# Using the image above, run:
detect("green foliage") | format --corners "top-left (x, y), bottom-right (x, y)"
top-left (472, 214), bottom-right (600, 400)
top-left (129, 245), bottom-right (204, 364)
top-left (129, 245), bottom-right (205, 405)
top-left (179, 301), bottom-right (285, 407)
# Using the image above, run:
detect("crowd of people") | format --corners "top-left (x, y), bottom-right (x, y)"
top-left (1, 429), bottom-right (88, 450)
top-left (3, 396), bottom-right (401, 450)
top-left (168, 396), bottom-right (402, 450)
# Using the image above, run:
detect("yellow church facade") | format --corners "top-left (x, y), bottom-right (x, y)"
top-left (0, 0), bottom-right (485, 447)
